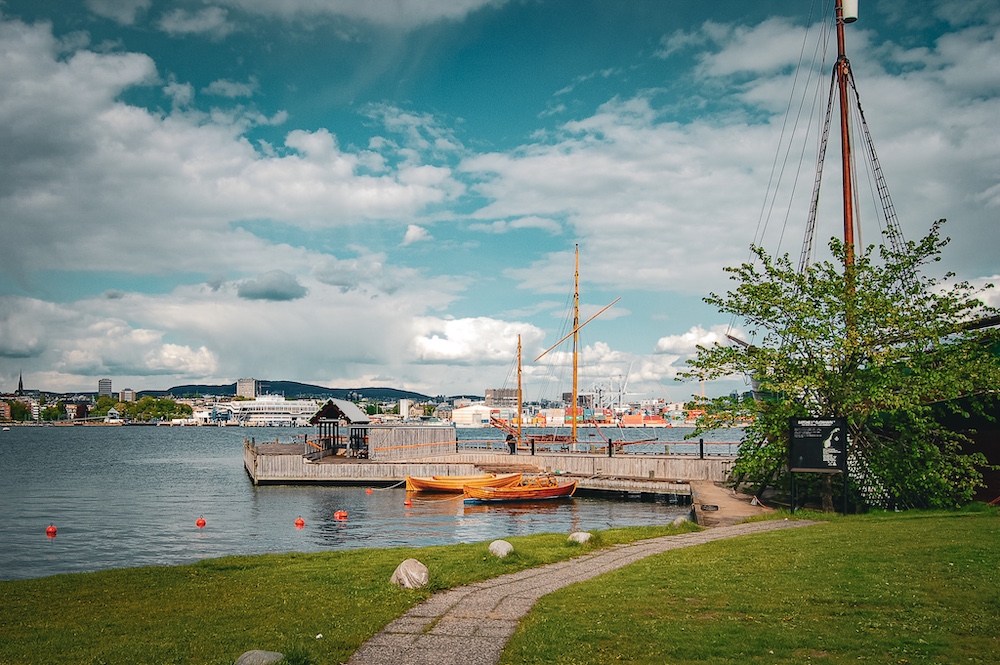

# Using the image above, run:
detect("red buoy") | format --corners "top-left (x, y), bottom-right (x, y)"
top-left (195, 517), bottom-right (206, 528)
top-left (45, 524), bottom-right (57, 538)
top-left (365, 488), bottom-right (373, 494)
top-left (333, 510), bottom-right (348, 521)
top-left (294, 517), bottom-right (305, 529)
top-left (403, 499), bottom-right (412, 507)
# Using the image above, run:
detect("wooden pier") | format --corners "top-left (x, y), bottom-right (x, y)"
top-left (244, 439), bottom-right (734, 500)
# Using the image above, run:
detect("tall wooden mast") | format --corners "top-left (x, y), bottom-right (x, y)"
top-left (571, 244), bottom-right (580, 444)
top-left (516, 334), bottom-right (523, 445)
top-left (836, 0), bottom-right (857, 274)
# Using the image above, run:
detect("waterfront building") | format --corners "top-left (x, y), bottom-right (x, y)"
top-left (227, 394), bottom-right (320, 426)
top-left (98, 378), bottom-right (112, 398)
top-left (485, 388), bottom-right (518, 408)
top-left (119, 388), bottom-right (136, 403)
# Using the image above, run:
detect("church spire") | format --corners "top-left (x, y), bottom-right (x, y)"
top-left (16, 371), bottom-right (24, 396)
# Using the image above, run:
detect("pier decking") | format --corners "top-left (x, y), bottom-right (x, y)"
top-left (243, 439), bottom-right (734, 500)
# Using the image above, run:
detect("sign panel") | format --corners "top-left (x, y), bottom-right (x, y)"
top-left (789, 417), bottom-right (847, 473)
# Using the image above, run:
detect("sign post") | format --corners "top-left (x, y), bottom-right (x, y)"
top-left (789, 417), bottom-right (848, 514)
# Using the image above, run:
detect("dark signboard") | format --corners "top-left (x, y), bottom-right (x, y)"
top-left (789, 417), bottom-right (847, 473)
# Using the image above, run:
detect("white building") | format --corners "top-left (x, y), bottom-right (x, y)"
top-left (450, 404), bottom-right (518, 428)
top-left (227, 395), bottom-right (320, 426)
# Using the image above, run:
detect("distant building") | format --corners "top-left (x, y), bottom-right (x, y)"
top-left (399, 399), bottom-right (412, 419)
top-left (15, 371), bottom-right (24, 396)
top-left (236, 378), bottom-right (258, 399)
top-left (485, 388), bottom-right (518, 408)
top-left (65, 403), bottom-right (90, 420)
top-left (0, 402), bottom-right (10, 420)
top-left (98, 378), bottom-right (113, 398)
top-left (119, 389), bottom-right (137, 403)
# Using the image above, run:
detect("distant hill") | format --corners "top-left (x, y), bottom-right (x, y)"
top-left (139, 381), bottom-right (435, 402)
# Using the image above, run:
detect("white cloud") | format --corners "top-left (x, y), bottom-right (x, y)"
top-left (158, 7), bottom-right (235, 39)
top-left (203, 76), bottom-right (258, 98)
top-left (85, 0), bottom-right (151, 26)
top-left (402, 225), bottom-right (431, 246)
top-left (656, 325), bottom-right (738, 356)
top-left (214, 0), bottom-right (504, 29)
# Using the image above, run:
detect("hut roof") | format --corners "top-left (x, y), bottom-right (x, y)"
top-left (309, 398), bottom-right (370, 425)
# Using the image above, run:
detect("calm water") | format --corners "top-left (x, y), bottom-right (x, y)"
top-left (0, 425), bottom-right (731, 581)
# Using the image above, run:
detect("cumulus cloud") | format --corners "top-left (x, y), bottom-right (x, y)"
top-left (237, 270), bottom-right (308, 301)
top-left (656, 325), bottom-right (740, 356)
top-left (402, 225), bottom-right (431, 246)
top-left (412, 317), bottom-right (543, 364)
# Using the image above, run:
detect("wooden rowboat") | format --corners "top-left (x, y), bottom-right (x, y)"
top-left (463, 477), bottom-right (577, 503)
top-left (405, 473), bottom-right (522, 493)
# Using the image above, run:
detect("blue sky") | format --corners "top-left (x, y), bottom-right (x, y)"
top-left (1, 0), bottom-right (998, 401)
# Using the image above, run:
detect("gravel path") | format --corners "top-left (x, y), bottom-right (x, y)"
top-left (346, 519), bottom-right (816, 665)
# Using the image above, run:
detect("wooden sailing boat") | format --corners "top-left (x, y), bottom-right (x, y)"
top-left (489, 246), bottom-right (619, 451)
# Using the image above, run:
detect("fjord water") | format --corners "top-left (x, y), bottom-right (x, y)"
top-left (0, 425), bottom-right (705, 581)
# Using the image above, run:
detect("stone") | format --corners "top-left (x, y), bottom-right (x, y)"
top-left (234, 650), bottom-right (284, 665)
top-left (672, 515), bottom-right (689, 527)
top-left (390, 558), bottom-right (429, 589)
top-left (568, 531), bottom-right (591, 544)
top-left (488, 539), bottom-right (514, 557)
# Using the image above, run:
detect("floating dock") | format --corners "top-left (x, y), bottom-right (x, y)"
top-left (244, 439), bottom-right (734, 502)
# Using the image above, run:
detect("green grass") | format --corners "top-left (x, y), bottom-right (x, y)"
top-left (500, 508), bottom-right (1000, 665)
top-left (0, 523), bottom-right (695, 664)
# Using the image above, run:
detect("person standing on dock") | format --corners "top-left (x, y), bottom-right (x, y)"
top-left (506, 434), bottom-right (516, 455)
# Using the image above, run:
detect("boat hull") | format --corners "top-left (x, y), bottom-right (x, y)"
top-left (405, 473), bottom-right (521, 492)
top-left (463, 479), bottom-right (577, 503)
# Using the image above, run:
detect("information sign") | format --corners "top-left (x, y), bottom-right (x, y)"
top-left (789, 417), bottom-right (847, 473)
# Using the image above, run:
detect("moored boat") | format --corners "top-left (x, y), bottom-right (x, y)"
top-left (463, 476), bottom-right (577, 503)
top-left (405, 472), bottom-right (521, 492)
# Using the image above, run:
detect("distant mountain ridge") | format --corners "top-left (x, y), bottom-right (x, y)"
top-left (139, 381), bottom-right (435, 401)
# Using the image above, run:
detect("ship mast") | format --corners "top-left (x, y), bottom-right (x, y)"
top-left (836, 0), bottom-right (858, 280)
top-left (571, 244), bottom-right (580, 444)
top-left (516, 334), bottom-right (523, 445)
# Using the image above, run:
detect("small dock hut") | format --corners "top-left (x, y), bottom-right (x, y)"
top-left (307, 399), bottom-right (370, 459)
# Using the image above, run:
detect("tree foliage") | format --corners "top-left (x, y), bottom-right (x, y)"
top-left (683, 220), bottom-right (1000, 509)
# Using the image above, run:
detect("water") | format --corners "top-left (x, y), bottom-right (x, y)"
top-left (0, 425), bottom-right (724, 581)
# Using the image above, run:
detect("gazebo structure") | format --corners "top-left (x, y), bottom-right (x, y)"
top-left (307, 399), bottom-right (371, 459)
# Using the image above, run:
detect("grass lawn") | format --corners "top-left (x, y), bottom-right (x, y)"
top-left (0, 524), bottom-right (691, 664)
top-left (500, 508), bottom-right (1000, 665)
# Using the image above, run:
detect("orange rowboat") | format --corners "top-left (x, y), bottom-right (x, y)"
top-left (405, 473), bottom-right (522, 493)
top-left (463, 477), bottom-right (577, 503)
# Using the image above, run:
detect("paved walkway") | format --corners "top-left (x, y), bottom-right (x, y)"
top-left (346, 519), bottom-right (815, 665)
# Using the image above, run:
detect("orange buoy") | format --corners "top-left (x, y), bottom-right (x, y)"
top-left (333, 510), bottom-right (348, 520)
top-left (403, 499), bottom-right (412, 507)
top-left (294, 517), bottom-right (305, 529)
top-left (365, 488), bottom-right (373, 494)
top-left (45, 524), bottom-right (57, 538)
top-left (195, 517), bottom-right (206, 528)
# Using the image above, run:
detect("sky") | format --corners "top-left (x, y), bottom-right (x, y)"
top-left (0, 0), bottom-right (998, 402)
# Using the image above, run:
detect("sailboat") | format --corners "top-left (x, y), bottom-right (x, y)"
top-left (489, 245), bottom-right (621, 451)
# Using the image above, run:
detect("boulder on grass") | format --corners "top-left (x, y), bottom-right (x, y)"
top-left (672, 515), bottom-right (689, 527)
top-left (390, 558), bottom-right (429, 589)
top-left (234, 650), bottom-right (284, 665)
top-left (488, 539), bottom-right (514, 558)
top-left (568, 531), bottom-right (591, 544)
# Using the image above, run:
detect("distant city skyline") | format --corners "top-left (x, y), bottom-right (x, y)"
top-left (1, 1), bottom-right (997, 400)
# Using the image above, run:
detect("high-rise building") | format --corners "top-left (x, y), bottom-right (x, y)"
top-left (119, 389), bottom-right (136, 403)
top-left (236, 378), bottom-right (258, 399)
top-left (98, 378), bottom-right (113, 398)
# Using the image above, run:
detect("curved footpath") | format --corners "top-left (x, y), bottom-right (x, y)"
top-left (346, 518), bottom-right (816, 665)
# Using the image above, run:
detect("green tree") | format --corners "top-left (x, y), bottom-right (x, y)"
top-left (683, 220), bottom-right (1000, 509)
